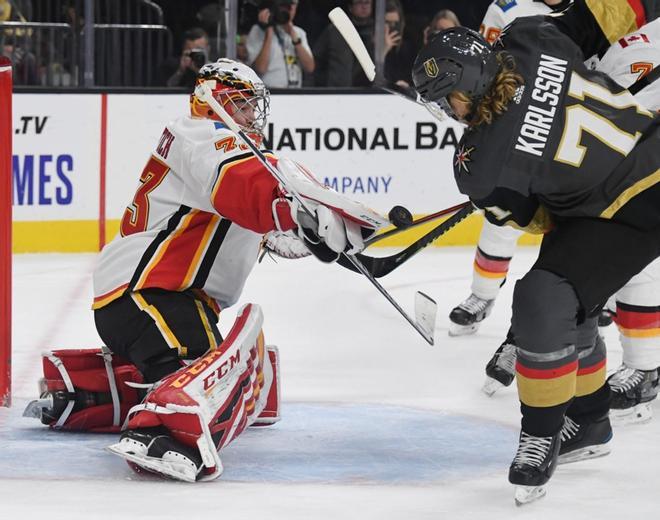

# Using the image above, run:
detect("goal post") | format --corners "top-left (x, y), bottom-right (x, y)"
top-left (0, 56), bottom-right (12, 407)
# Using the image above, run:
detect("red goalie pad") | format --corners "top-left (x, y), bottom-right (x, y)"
top-left (119, 303), bottom-right (277, 480)
top-left (23, 348), bottom-right (144, 432)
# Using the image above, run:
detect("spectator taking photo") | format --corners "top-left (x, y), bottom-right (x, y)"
top-left (246, 0), bottom-right (314, 88)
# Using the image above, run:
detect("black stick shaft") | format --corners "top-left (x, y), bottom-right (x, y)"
top-left (339, 203), bottom-right (475, 278)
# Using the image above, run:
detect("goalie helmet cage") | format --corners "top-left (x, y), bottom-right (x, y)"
top-left (0, 57), bottom-right (11, 407)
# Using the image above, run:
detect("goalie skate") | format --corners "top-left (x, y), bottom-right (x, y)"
top-left (448, 294), bottom-right (494, 336)
top-left (107, 427), bottom-right (204, 482)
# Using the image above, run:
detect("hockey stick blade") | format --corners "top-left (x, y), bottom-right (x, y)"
top-left (339, 203), bottom-right (475, 278)
top-left (366, 201), bottom-right (472, 246)
top-left (415, 291), bottom-right (437, 344)
top-left (328, 8), bottom-right (376, 81)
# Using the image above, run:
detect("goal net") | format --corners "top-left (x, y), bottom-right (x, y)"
top-left (0, 56), bottom-right (12, 407)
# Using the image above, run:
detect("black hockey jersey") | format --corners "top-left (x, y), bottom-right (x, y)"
top-left (454, 2), bottom-right (659, 233)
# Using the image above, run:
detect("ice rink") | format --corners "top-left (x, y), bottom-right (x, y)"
top-left (1, 246), bottom-right (659, 519)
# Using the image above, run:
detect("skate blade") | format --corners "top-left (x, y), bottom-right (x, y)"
top-left (558, 443), bottom-right (611, 465)
top-left (448, 322), bottom-right (479, 337)
top-left (106, 442), bottom-right (198, 483)
top-left (22, 398), bottom-right (51, 419)
top-left (514, 485), bottom-right (546, 506)
top-left (610, 403), bottom-right (653, 426)
top-left (482, 377), bottom-right (506, 397)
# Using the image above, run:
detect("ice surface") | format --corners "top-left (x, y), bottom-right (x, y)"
top-left (1, 248), bottom-right (659, 519)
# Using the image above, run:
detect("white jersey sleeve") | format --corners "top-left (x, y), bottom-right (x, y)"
top-left (480, 0), bottom-right (553, 44)
top-left (596, 18), bottom-right (660, 111)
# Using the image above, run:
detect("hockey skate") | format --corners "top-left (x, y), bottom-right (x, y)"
top-left (482, 333), bottom-right (516, 396)
top-left (448, 293), bottom-right (494, 336)
top-left (107, 426), bottom-right (205, 482)
top-left (509, 430), bottom-right (561, 506)
top-left (558, 414), bottom-right (612, 464)
top-left (608, 364), bottom-right (659, 425)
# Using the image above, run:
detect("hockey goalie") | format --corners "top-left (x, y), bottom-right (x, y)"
top-left (23, 58), bottom-right (388, 481)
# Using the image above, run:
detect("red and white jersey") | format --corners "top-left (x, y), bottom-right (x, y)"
top-left (480, 0), bottom-right (553, 44)
top-left (596, 18), bottom-right (660, 111)
top-left (93, 116), bottom-right (286, 312)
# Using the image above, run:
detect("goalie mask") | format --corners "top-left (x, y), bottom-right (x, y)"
top-left (190, 59), bottom-right (270, 136)
top-left (412, 27), bottom-right (498, 121)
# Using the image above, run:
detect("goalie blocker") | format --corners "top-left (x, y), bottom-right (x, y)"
top-left (24, 304), bottom-right (280, 482)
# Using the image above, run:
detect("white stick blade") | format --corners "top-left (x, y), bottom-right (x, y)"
top-left (415, 291), bottom-right (437, 345)
top-left (328, 7), bottom-right (376, 81)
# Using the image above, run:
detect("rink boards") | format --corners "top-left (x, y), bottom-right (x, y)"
top-left (10, 92), bottom-right (541, 252)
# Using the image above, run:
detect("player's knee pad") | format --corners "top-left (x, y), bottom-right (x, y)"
top-left (120, 303), bottom-right (278, 481)
top-left (512, 269), bottom-right (580, 353)
top-left (23, 347), bottom-right (144, 432)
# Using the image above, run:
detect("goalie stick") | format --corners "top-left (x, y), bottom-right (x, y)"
top-left (194, 83), bottom-right (437, 345)
top-left (339, 202), bottom-right (476, 278)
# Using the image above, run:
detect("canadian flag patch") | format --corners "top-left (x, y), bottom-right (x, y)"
top-left (619, 33), bottom-right (650, 48)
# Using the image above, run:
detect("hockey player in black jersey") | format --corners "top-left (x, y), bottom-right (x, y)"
top-left (412, 0), bottom-right (657, 505)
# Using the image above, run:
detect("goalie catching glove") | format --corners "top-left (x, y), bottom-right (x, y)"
top-left (272, 158), bottom-right (389, 262)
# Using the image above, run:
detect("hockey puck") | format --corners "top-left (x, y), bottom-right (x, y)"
top-left (388, 205), bottom-right (413, 229)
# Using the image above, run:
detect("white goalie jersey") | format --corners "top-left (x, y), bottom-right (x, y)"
top-left (93, 116), bottom-right (284, 312)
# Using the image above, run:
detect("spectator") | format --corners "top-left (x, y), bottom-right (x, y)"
top-left (314, 0), bottom-right (374, 87)
top-left (383, 0), bottom-right (416, 87)
top-left (245, 0), bottom-right (314, 88)
top-left (423, 9), bottom-right (461, 46)
top-left (0, 0), bottom-right (32, 22)
top-left (2, 35), bottom-right (38, 85)
top-left (161, 27), bottom-right (211, 88)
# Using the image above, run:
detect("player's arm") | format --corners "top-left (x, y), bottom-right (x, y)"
top-left (480, 2), bottom-right (507, 44)
top-left (192, 130), bottom-right (388, 259)
top-left (550, 0), bottom-right (647, 58)
top-left (209, 149), bottom-right (294, 234)
top-left (473, 189), bottom-right (553, 234)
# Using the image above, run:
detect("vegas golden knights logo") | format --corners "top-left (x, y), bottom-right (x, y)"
top-left (424, 58), bottom-right (439, 78)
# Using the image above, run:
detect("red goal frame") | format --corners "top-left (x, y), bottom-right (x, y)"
top-left (0, 56), bottom-right (12, 407)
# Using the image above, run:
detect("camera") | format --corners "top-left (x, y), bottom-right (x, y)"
top-left (261, 0), bottom-right (293, 26)
top-left (188, 48), bottom-right (207, 69)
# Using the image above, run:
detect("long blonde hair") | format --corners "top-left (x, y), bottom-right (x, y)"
top-left (453, 53), bottom-right (524, 127)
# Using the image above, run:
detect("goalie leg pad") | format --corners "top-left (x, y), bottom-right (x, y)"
top-left (23, 347), bottom-right (144, 432)
top-left (108, 303), bottom-right (275, 482)
top-left (251, 345), bottom-right (280, 426)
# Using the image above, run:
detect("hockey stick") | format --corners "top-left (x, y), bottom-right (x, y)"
top-left (194, 83), bottom-right (437, 345)
top-left (328, 7), bottom-right (423, 106)
top-left (338, 202), bottom-right (476, 278)
top-left (365, 201), bottom-right (472, 246)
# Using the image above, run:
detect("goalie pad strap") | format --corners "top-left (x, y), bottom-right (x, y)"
top-left (47, 354), bottom-right (76, 429)
top-left (25, 348), bottom-right (144, 432)
top-left (101, 346), bottom-right (121, 427)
